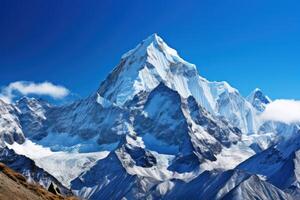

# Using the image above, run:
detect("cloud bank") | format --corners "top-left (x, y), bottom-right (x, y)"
top-left (261, 99), bottom-right (300, 124)
top-left (0, 81), bottom-right (70, 103)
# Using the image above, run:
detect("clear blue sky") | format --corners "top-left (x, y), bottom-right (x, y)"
top-left (0, 0), bottom-right (299, 100)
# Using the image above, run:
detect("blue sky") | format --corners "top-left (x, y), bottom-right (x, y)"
top-left (0, 0), bottom-right (300, 100)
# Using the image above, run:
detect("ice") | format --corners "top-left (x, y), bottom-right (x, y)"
top-left (6, 139), bottom-right (109, 187)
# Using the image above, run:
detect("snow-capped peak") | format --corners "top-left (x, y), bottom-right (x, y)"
top-left (121, 33), bottom-right (180, 60)
top-left (98, 33), bottom-right (198, 105)
top-left (97, 33), bottom-right (258, 133)
top-left (247, 88), bottom-right (271, 112)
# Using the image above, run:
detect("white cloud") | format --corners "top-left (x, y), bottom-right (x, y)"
top-left (260, 99), bottom-right (300, 124)
top-left (0, 81), bottom-right (70, 103)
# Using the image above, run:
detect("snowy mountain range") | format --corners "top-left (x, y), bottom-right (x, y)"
top-left (0, 34), bottom-right (299, 200)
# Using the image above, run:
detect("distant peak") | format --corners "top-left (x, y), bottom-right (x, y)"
top-left (247, 88), bottom-right (271, 111)
top-left (248, 88), bottom-right (264, 98)
top-left (253, 88), bottom-right (261, 93)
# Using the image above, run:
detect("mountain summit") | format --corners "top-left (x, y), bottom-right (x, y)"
top-left (247, 88), bottom-right (271, 112)
top-left (97, 33), bottom-right (197, 106)
top-left (98, 34), bottom-right (257, 133)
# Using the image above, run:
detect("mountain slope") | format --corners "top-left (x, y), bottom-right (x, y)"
top-left (222, 175), bottom-right (292, 200)
top-left (237, 128), bottom-right (300, 198)
top-left (161, 169), bottom-right (292, 200)
top-left (0, 163), bottom-right (76, 200)
top-left (15, 97), bottom-right (50, 139)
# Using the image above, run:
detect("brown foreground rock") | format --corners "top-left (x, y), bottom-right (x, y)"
top-left (0, 162), bottom-right (77, 200)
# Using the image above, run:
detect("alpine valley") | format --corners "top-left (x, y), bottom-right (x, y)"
top-left (0, 34), bottom-right (299, 200)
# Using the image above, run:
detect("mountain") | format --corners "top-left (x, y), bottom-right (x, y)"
top-left (5, 34), bottom-right (256, 174)
top-left (0, 33), bottom-right (299, 200)
top-left (247, 88), bottom-right (271, 112)
top-left (98, 33), bottom-right (257, 134)
top-left (12, 34), bottom-right (258, 150)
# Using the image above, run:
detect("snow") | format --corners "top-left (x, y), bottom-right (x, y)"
top-left (6, 139), bottom-right (53, 159)
top-left (115, 146), bottom-right (199, 183)
top-left (6, 140), bottom-right (109, 187)
top-left (200, 141), bottom-right (255, 171)
top-left (242, 132), bottom-right (276, 151)
top-left (155, 181), bottom-right (175, 196)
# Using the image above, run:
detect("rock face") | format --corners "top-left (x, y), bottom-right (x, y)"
top-left (0, 34), bottom-right (300, 200)
top-left (0, 99), bottom-right (25, 145)
top-left (15, 97), bottom-right (50, 139)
